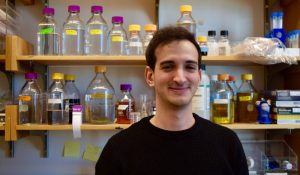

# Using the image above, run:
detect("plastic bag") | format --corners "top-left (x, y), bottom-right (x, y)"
top-left (231, 37), bottom-right (298, 65)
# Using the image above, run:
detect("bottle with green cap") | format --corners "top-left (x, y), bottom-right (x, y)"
top-left (63, 74), bottom-right (81, 124)
top-left (237, 73), bottom-right (258, 123)
top-left (176, 5), bottom-right (196, 36)
top-left (85, 66), bottom-right (115, 124)
top-left (47, 73), bottom-right (66, 124)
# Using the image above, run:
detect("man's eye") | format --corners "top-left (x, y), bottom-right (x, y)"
top-left (161, 65), bottom-right (172, 71)
top-left (186, 65), bottom-right (197, 70)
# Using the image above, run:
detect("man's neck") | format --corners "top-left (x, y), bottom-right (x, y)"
top-left (150, 102), bottom-right (195, 131)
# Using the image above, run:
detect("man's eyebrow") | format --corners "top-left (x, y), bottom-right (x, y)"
top-left (186, 60), bottom-right (198, 65)
top-left (159, 60), bottom-right (174, 66)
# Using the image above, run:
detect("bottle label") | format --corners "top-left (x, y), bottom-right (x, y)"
top-left (65, 29), bottom-right (78, 35)
top-left (40, 27), bottom-right (54, 35)
top-left (129, 42), bottom-right (142, 47)
top-left (239, 96), bottom-right (252, 101)
top-left (48, 99), bottom-right (62, 104)
top-left (19, 95), bottom-right (31, 101)
top-left (214, 99), bottom-right (229, 104)
top-left (19, 104), bottom-right (28, 112)
top-left (112, 36), bottom-right (123, 42)
top-left (91, 93), bottom-right (113, 99)
top-left (90, 29), bottom-right (102, 35)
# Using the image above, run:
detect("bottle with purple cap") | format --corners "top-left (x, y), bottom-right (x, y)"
top-left (18, 72), bottom-right (42, 124)
top-left (62, 5), bottom-right (85, 55)
top-left (37, 7), bottom-right (60, 55)
top-left (116, 83), bottom-right (136, 124)
top-left (107, 16), bottom-right (128, 55)
top-left (85, 5), bottom-right (107, 55)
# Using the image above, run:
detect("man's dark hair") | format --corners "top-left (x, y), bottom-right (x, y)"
top-left (145, 26), bottom-right (202, 70)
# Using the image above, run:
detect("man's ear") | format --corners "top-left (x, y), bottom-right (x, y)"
top-left (145, 66), bottom-right (155, 87)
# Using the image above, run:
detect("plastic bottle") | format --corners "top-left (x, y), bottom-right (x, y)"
top-left (218, 30), bottom-right (230, 56)
top-left (237, 74), bottom-right (258, 123)
top-left (143, 24), bottom-right (157, 52)
top-left (37, 7), bottom-right (59, 55)
top-left (85, 66), bottom-right (115, 124)
top-left (228, 75), bottom-right (238, 122)
top-left (18, 72), bottom-right (42, 124)
top-left (176, 5), bottom-right (196, 36)
top-left (116, 84), bottom-right (136, 124)
top-left (270, 12), bottom-right (278, 30)
top-left (211, 74), bottom-right (234, 124)
top-left (47, 73), bottom-right (66, 124)
top-left (192, 64), bottom-right (210, 120)
top-left (84, 5), bottom-right (107, 55)
top-left (207, 30), bottom-right (219, 56)
top-left (277, 11), bottom-right (283, 29)
top-left (63, 74), bottom-right (80, 124)
top-left (198, 36), bottom-right (208, 56)
top-left (128, 24), bottom-right (143, 55)
top-left (62, 5), bottom-right (85, 55)
top-left (107, 16), bottom-right (128, 55)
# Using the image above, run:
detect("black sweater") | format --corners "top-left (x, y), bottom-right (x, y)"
top-left (96, 114), bottom-right (249, 175)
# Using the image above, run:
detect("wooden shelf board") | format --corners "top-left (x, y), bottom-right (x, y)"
top-left (15, 123), bottom-right (300, 131)
top-left (17, 55), bottom-right (146, 65)
top-left (16, 123), bottom-right (130, 130)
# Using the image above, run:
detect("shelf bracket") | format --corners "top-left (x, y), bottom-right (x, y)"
top-left (43, 130), bottom-right (49, 158)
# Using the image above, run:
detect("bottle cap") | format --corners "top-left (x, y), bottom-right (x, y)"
top-left (52, 73), bottom-right (64, 80)
top-left (220, 30), bottom-right (229, 36)
top-left (65, 74), bottom-right (76, 81)
top-left (112, 16), bottom-right (123, 23)
top-left (229, 75), bottom-right (236, 81)
top-left (241, 74), bottom-right (253, 80)
top-left (91, 5), bottom-right (103, 13)
top-left (208, 30), bottom-right (216, 37)
top-left (201, 64), bottom-right (206, 71)
top-left (218, 74), bottom-right (229, 81)
top-left (278, 11), bottom-right (283, 17)
top-left (144, 24), bottom-right (157, 32)
top-left (95, 65), bottom-right (106, 73)
top-left (210, 74), bottom-right (218, 81)
top-left (271, 12), bottom-right (278, 18)
top-left (42, 7), bottom-right (55, 15)
top-left (198, 36), bottom-right (207, 42)
top-left (68, 5), bottom-right (80, 13)
top-left (129, 24), bottom-right (141, 32)
top-left (120, 84), bottom-right (132, 91)
top-left (180, 5), bottom-right (192, 13)
top-left (25, 72), bottom-right (38, 80)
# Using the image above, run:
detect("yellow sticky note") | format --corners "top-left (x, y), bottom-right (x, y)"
top-left (83, 144), bottom-right (101, 162)
top-left (64, 141), bottom-right (81, 158)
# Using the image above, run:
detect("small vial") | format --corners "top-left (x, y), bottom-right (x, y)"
top-left (277, 11), bottom-right (283, 29)
top-left (198, 36), bottom-right (208, 56)
top-left (218, 30), bottom-right (230, 56)
top-left (207, 30), bottom-right (219, 56)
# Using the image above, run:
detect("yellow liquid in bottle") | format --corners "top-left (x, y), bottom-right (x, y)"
top-left (212, 99), bottom-right (234, 124)
top-left (236, 92), bottom-right (258, 123)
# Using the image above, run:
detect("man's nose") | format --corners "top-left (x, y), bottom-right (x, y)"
top-left (173, 68), bottom-right (186, 83)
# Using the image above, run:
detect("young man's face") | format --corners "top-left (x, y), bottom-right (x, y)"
top-left (145, 40), bottom-right (201, 109)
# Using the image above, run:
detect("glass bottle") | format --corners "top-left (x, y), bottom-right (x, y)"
top-left (143, 24), bottom-right (157, 53)
top-left (37, 7), bottom-right (60, 55)
top-left (176, 5), bottom-right (196, 36)
top-left (192, 64), bottom-right (210, 120)
top-left (85, 66), bottom-right (115, 124)
top-left (107, 16), bottom-right (128, 55)
top-left (63, 74), bottom-right (81, 124)
top-left (62, 5), bottom-right (85, 55)
top-left (18, 72), bottom-right (42, 124)
top-left (211, 74), bottom-right (234, 124)
top-left (84, 5), bottom-right (107, 55)
top-left (218, 30), bottom-right (230, 56)
top-left (116, 84), bottom-right (136, 124)
top-left (198, 36), bottom-right (208, 56)
top-left (207, 30), bottom-right (219, 56)
top-left (47, 73), bottom-right (66, 124)
top-left (237, 74), bottom-right (258, 123)
top-left (128, 24), bottom-right (143, 55)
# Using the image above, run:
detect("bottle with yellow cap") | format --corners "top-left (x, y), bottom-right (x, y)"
top-left (47, 72), bottom-right (66, 124)
top-left (143, 24), bottom-right (157, 52)
top-left (236, 74), bottom-right (258, 123)
top-left (211, 74), bottom-right (234, 124)
top-left (128, 24), bottom-right (143, 55)
top-left (63, 74), bottom-right (80, 124)
top-left (198, 36), bottom-right (208, 56)
top-left (85, 66), bottom-right (115, 124)
top-left (176, 5), bottom-right (196, 36)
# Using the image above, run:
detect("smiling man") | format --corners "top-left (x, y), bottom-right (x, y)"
top-left (95, 26), bottom-right (249, 175)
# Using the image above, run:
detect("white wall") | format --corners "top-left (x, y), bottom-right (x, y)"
top-left (0, 0), bottom-right (269, 174)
